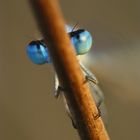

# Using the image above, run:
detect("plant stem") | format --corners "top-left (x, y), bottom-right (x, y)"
top-left (29, 0), bottom-right (109, 140)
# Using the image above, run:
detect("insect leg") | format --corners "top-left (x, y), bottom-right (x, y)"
top-left (79, 61), bottom-right (98, 84)
top-left (63, 95), bottom-right (77, 129)
top-left (89, 83), bottom-right (107, 122)
top-left (54, 74), bottom-right (64, 98)
top-left (91, 84), bottom-right (104, 108)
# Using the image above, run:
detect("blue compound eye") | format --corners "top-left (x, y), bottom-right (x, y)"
top-left (26, 41), bottom-right (51, 64)
top-left (70, 29), bottom-right (92, 55)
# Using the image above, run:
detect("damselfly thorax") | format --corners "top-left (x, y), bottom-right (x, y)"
top-left (26, 25), bottom-right (107, 127)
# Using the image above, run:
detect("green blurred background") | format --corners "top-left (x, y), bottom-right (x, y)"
top-left (0, 0), bottom-right (140, 139)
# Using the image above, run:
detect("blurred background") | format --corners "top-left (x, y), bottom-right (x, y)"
top-left (0, 0), bottom-right (140, 139)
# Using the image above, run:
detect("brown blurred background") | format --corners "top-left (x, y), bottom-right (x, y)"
top-left (0, 0), bottom-right (140, 140)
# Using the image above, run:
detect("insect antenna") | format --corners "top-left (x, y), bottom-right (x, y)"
top-left (71, 22), bottom-right (79, 32)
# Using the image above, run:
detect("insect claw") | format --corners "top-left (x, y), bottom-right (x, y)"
top-left (54, 86), bottom-right (66, 98)
top-left (58, 86), bottom-right (65, 91)
top-left (70, 116), bottom-right (77, 129)
top-left (85, 75), bottom-right (98, 84)
top-left (93, 107), bottom-right (101, 120)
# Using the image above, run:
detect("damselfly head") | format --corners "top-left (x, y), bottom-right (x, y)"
top-left (26, 25), bottom-right (93, 65)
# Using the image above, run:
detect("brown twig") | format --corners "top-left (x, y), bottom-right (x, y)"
top-left (29, 0), bottom-right (109, 140)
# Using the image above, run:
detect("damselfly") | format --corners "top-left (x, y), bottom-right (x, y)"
top-left (26, 25), bottom-right (106, 127)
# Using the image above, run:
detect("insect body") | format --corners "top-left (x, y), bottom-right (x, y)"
top-left (26, 26), bottom-right (106, 127)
